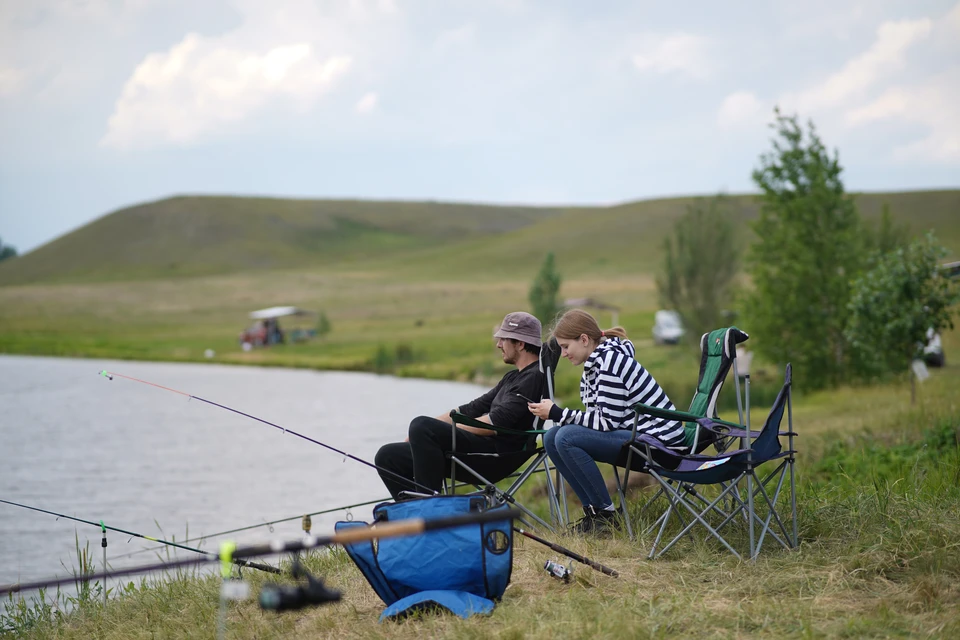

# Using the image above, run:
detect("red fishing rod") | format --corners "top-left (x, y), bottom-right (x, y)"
top-left (99, 370), bottom-right (620, 578)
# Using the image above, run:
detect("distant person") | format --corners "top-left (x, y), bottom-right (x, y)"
top-left (527, 309), bottom-right (684, 535)
top-left (375, 312), bottom-right (546, 500)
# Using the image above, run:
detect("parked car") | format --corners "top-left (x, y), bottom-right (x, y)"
top-left (652, 310), bottom-right (685, 345)
top-left (923, 328), bottom-right (945, 367)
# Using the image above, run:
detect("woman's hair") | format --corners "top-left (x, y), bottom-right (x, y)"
top-left (551, 309), bottom-right (628, 342)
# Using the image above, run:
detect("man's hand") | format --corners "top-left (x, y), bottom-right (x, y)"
top-left (528, 399), bottom-right (555, 420)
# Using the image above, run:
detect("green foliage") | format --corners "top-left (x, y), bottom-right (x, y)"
top-left (845, 232), bottom-right (960, 379)
top-left (746, 109), bottom-right (865, 389)
top-left (315, 311), bottom-right (332, 338)
top-left (528, 252), bottom-right (563, 326)
top-left (864, 203), bottom-right (910, 265)
top-left (0, 236), bottom-right (16, 263)
top-left (656, 195), bottom-right (740, 339)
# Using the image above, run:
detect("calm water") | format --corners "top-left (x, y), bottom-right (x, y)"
top-left (0, 355), bottom-right (486, 589)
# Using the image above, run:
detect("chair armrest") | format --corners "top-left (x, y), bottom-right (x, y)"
top-left (632, 402), bottom-right (746, 432)
top-left (449, 411), bottom-right (547, 436)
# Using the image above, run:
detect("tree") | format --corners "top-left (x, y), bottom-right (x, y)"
top-left (316, 311), bottom-right (332, 339)
top-left (529, 252), bottom-right (563, 326)
top-left (864, 203), bottom-right (910, 268)
top-left (745, 109), bottom-right (865, 389)
top-left (656, 195), bottom-right (740, 340)
top-left (0, 236), bottom-right (17, 263)
top-left (845, 233), bottom-right (959, 380)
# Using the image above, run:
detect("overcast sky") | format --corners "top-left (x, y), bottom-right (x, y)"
top-left (1, 0), bottom-right (958, 253)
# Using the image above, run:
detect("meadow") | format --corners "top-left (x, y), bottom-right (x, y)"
top-left (1, 189), bottom-right (959, 637)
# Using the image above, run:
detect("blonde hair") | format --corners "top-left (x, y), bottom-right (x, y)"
top-left (551, 309), bottom-right (627, 343)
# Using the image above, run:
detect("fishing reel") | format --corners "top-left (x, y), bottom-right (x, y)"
top-left (259, 561), bottom-right (341, 612)
top-left (544, 559), bottom-right (572, 583)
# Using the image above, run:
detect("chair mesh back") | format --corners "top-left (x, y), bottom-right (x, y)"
top-left (531, 338), bottom-right (561, 432)
top-left (752, 363), bottom-right (791, 460)
top-left (684, 327), bottom-right (749, 449)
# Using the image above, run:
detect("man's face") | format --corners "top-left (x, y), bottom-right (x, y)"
top-left (497, 337), bottom-right (523, 365)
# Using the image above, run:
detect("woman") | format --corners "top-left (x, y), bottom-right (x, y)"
top-left (528, 309), bottom-right (684, 534)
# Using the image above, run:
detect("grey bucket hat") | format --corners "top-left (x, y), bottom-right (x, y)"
top-left (493, 312), bottom-right (542, 347)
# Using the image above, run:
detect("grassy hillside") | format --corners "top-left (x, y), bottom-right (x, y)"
top-left (0, 196), bottom-right (569, 285)
top-left (1, 190), bottom-right (956, 286)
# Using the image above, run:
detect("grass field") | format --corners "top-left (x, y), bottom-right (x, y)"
top-left (1, 189), bottom-right (959, 637)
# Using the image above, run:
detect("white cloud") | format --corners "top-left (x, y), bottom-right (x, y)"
top-left (355, 91), bottom-right (378, 114)
top-left (717, 91), bottom-right (764, 129)
top-left (789, 18), bottom-right (932, 112)
top-left (631, 33), bottom-right (710, 77)
top-left (840, 6), bottom-right (960, 162)
top-left (846, 75), bottom-right (960, 162)
top-left (0, 65), bottom-right (24, 96)
top-left (101, 33), bottom-right (352, 149)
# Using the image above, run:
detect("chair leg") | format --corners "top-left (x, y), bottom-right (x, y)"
top-left (611, 466), bottom-right (633, 540)
top-left (651, 470), bottom-right (746, 560)
top-left (449, 457), bottom-right (557, 532)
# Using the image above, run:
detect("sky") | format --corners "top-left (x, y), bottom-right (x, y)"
top-left (1, 0), bottom-right (958, 254)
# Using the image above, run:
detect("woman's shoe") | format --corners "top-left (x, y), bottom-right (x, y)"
top-left (570, 505), bottom-right (620, 536)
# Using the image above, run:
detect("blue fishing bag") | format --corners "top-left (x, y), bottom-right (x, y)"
top-left (335, 495), bottom-right (513, 620)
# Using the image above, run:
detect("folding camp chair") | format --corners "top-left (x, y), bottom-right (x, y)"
top-left (619, 364), bottom-right (797, 560)
top-left (608, 327), bottom-right (749, 538)
top-left (445, 338), bottom-right (567, 531)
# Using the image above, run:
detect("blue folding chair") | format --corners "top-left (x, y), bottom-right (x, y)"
top-left (618, 364), bottom-right (797, 560)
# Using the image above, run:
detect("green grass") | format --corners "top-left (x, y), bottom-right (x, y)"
top-left (4, 368), bottom-right (959, 639)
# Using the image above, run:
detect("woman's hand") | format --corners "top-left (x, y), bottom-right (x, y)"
top-left (527, 399), bottom-right (555, 420)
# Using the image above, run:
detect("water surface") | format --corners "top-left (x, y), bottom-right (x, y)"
top-left (0, 355), bottom-right (486, 589)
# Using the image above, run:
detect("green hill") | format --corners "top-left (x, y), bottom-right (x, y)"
top-left (0, 190), bottom-right (957, 286)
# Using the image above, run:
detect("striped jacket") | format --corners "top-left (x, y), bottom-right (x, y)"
top-left (553, 337), bottom-right (686, 449)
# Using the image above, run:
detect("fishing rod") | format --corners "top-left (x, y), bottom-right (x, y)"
top-left (100, 370), bottom-right (620, 578)
top-left (514, 526), bottom-right (619, 577)
top-left (99, 370), bottom-right (436, 497)
top-left (1, 507), bottom-right (522, 597)
top-left (0, 499), bottom-right (280, 575)
top-left (113, 497), bottom-right (390, 561)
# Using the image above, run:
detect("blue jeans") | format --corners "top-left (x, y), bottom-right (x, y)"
top-left (543, 424), bottom-right (635, 510)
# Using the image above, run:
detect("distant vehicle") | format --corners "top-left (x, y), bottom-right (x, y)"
top-left (239, 306), bottom-right (317, 350)
top-left (652, 310), bottom-right (685, 345)
top-left (923, 328), bottom-right (945, 368)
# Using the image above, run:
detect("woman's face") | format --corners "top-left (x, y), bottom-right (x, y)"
top-left (557, 334), bottom-right (594, 366)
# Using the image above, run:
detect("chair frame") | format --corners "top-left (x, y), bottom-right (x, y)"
top-left (623, 364), bottom-right (798, 560)
top-left (612, 327), bottom-right (749, 539)
top-left (444, 338), bottom-right (568, 531)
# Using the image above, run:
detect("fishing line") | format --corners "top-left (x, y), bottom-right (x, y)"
top-left (0, 499), bottom-right (280, 575)
top-left (100, 370), bottom-right (619, 577)
top-left (0, 507), bottom-right (522, 596)
top-left (112, 497), bottom-right (389, 561)
top-left (100, 370), bottom-right (438, 496)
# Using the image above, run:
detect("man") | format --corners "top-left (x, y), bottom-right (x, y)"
top-left (375, 311), bottom-right (546, 500)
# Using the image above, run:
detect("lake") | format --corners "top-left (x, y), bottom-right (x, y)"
top-left (0, 355), bottom-right (486, 591)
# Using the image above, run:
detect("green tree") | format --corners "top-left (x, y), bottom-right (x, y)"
top-left (845, 233), bottom-right (959, 380)
top-left (745, 109), bottom-right (865, 389)
top-left (316, 311), bottom-right (332, 339)
top-left (0, 236), bottom-right (17, 262)
top-left (529, 252), bottom-right (563, 326)
top-left (864, 203), bottom-right (910, 267)
top-left (656, 195), bottom-right (740, 340)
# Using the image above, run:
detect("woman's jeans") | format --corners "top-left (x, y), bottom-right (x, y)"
top-left (543, 424), bottom-right (635, 510)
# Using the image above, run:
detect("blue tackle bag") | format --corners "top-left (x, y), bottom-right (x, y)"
top-left (335, 495), bottom-right (513, 620)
